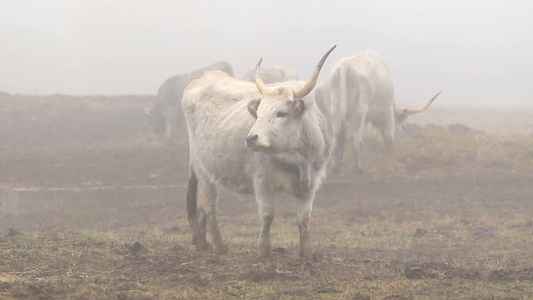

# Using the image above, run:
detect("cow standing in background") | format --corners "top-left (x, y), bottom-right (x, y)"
top-left (242, 66), bottom-right (299, 84)
top-left (317, 50), bottom-right (441, 173)
top-left (144, 61), bottom-right (234, 142)
top-left (182, 46), bottom-right (336, 259)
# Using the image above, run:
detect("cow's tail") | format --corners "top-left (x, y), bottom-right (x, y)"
top-left (186, 166), bottom-right (198, 229)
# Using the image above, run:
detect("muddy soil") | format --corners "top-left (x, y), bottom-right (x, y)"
top-left (0, 94), bottom-right (531, 229)
top-left (0, 95), bottom-right (531, 299)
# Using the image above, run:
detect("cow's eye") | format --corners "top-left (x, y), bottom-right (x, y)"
top-left (276, 111), bottom-right (287, 118)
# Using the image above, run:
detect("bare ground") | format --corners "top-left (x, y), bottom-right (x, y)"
top-left (0, 94), bottom-right (531, 299)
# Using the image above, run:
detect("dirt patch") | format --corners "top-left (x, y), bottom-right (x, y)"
top-left (488, 268), bottom-right (533, 282)
top-left (0, 95), bottom-right (532, 299)
top-left (0, 147), bottom-right (187, 188)
top-left (1, 95), bottom-right (531, 189)
top-left (404, 262), bottom-right (483, 280)
top-left (241, 268), bottom-right (297, 282)
top-left (381, 296), bottom-right (413, 300)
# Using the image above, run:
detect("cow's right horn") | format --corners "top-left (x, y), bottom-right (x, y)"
top-left (254, 58), bottom-right (266, 94)
top-left (293, 45), bottom-right (337, 99)
top-left (406, 91), bottom-right (442, 115)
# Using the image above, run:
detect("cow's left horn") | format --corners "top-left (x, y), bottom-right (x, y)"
top-left (406, 91), bottom-right (442, 115)
top-left (254, 58), bottom-right (266, 94)
top-left (293, 45), bottom-right (337, 99)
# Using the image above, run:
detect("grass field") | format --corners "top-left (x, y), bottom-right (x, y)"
top-left (0, 95), bottom-right (531, 299)
top-left (1, 179), bottom-right (531, 299)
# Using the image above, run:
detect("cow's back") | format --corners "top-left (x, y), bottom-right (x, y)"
top-left (351, 51), bottom-right (395, 125)
top-left (340, 51), bottom-right (393, 103)
top-left (156, 61), bottom-right (234, 108)
top-left (209, 61), bottom-right (234, 78)
top-left (355, 51), bottom-right (394, 107)
top-left (182, 71), bottom-right (258, 122)
top-left (327, 51), bottom-right (394, 125)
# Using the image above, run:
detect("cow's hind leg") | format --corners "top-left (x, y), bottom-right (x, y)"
top-left (187, 168), bottom-right (208, 251)
top-left (351, 104), bottom-right (368, 173)
top-left (297, 192), bottom-right (315, 259)
top-left (192, 207), bottom-right (208, 251)
top-left (331, 125), bottom-right (346, 173)
top-left (164, 108), bottom-right (180, 144)
top-left (380, 127), bottom-right (395, 149)
top-left (379, 108), bottom-right (396, 149)
top-left (201, 183), bottom-right (226, 252)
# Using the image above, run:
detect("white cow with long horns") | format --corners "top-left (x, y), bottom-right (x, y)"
top-left (182, 46), bottom-right (336, 259)
top-left (316, 50), bottom-right (441, 173)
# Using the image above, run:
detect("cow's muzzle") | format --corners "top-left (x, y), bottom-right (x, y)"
top-left (246, 134), bottom-right (259, 147)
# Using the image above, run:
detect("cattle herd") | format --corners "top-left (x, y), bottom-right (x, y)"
top-left (145, 46), bottom-right (441, 259)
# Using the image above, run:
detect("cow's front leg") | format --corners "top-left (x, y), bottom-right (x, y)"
top-left (331, 126), bottom-right (346, 173)
top-left (254, 175), bottom-right (275, 258)
top-left (256, 197), bottom-right (275, 258)
top-left (296, 192), bottom-right (315, 259)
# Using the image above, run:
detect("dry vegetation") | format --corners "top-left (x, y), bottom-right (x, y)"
top-left (1, 186), bottom-right (531, 300)
top-left (359, 123), bottom-right (533, 180)
top-left (0, 95), bottom-right (532, 299)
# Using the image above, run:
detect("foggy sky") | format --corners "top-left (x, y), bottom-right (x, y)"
top-left (1, 0), bottom-right (532, 106)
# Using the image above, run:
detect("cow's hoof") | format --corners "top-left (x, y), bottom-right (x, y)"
top-left (257, 238), bottom-right (271, 259)
top-left (193, 237), bottom-right (208, 251)
top-left (257, 246), bottom-right (272, 259)
top-left (195, 244), bottom-right (208, 252)
top-left (299, 246), bottom-right (314, 260)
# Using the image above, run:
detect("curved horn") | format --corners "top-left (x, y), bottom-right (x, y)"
top-left (254, 58), bottom-right (266, 94)
top-left (293, 45), bottom-right (337, 99)
top-left (406, 91), bottom-right (442, 115)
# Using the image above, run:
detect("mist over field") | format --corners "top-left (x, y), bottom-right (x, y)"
top-left (1, 2), bottom-right (533, 299)
top-left (1, 0), bottom-right (532, 106)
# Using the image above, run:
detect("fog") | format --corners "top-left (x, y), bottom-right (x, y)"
top-left (1, 0), bottom-right (532, 106)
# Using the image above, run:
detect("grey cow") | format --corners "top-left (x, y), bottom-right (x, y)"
top-left (317, 50), bottom-right (441, 173)
top-left (182, 46), bottom-right (336, 259)
top-left (242, 66), bottom-right (299, 84)
top-left (144, 61), bottom-right (234, 142)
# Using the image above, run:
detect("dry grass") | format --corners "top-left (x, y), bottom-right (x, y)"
top-left (335, 123), bottom-right (533, 180)
top-left (406, 106), bottom-right (533, 136)
top-left (0, 96), bottom-right (532, 299)
top-left (1, 193), bottom-right (531, 299)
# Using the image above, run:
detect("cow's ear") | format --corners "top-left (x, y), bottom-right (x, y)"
top-left (293, 99), bottom-right (305, 118)
top-left (247, 99), bottom-right (260, 119)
